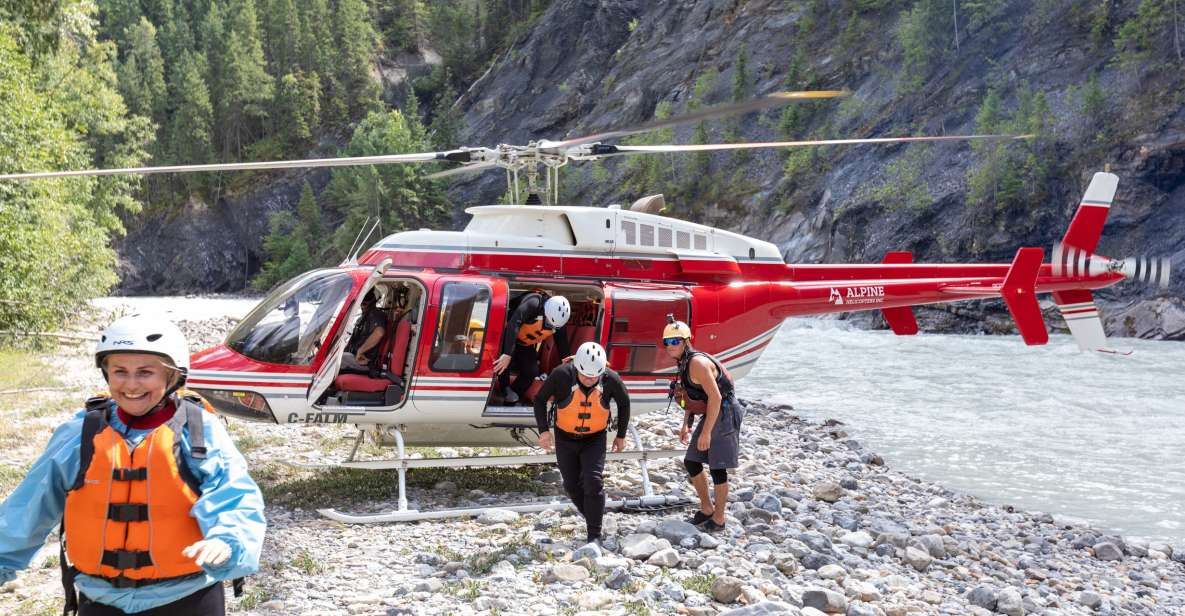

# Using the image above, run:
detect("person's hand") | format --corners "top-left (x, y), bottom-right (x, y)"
top-left (611, 437), bottom-right (626, 452)
top-left (696, 431), bottom-right (711, 452)
top-left (356, 353), bottom-right (369, 365)
top-left (493, 354), bottom-right (511, 374)
top-left (537, 431), bottom-right (554, 452)
top-left (679, 424), bottom-right (690, 445)
top-left (182, 538), bottom-right (231, 567)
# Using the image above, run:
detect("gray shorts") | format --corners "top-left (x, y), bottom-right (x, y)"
top-left (684, 396), bottom-right (745, 470)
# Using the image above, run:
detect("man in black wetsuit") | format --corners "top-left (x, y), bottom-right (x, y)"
top-left (492, 291), bottom-right (571, 403)
top-left (663, 316), bottom-right (744, 533)
top-left (534, 342), bottom-right (630, 545)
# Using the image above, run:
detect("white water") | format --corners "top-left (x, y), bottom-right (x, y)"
top-left (95, 297), bottom-right (1185, 543)
top-left (744, 319), bottom-right (1185, 545)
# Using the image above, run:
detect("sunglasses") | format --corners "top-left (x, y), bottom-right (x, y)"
top-left (662, 337), bottom-right (684, 347)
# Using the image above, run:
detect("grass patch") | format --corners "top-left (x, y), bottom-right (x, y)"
top-left (684, 572), bottom-right (717, 595)
top-left (443, 579), bottom-right (484, 600)
top-left (10, 598), bottom-right (58, 616)
top-left (623, 601), bottom-right (652, 616)
top-left (0, 349), bottom-right (58, 391)
top-left (291, 548), bottom-right (323, 575)
top-left (0, 463), bottom-right (31, 493)
top-left (464, 532), bottom-right (539, 575)
top-left (236, 586), bottom-right (271, 610)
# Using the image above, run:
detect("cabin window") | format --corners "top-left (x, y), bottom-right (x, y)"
top-left (430, 282), bottom-right (491, 372)
top-left (694, 234), bottom-right (707, 250)
top-left (658, 227), bottom-right (673, 247)
top-left (227, 270), bottom-right (354, 366)
top-left (676, 230), bottom-right (690, 249)
top-left (640, 224), bottom-right (655, 246)
top-left (622, 220), bottom-right (636, 245)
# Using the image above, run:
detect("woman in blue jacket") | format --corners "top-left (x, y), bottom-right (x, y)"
top-left (0, 314), bottom-right (266, 615)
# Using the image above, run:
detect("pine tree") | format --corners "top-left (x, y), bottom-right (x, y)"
top-left (275, 71), bottom-right (321, 149)
top-left (429, 68), bottom-right (460, 149)
top-left (332, 0), bottom-right (381, 120)
top-left (168, 51), bottom-right (214, 193)
top-left (295, 180), bottom-right (325, 251)
top-left (117, 18), bottom-right (168, 123)
top-left (265, 0), bottom-right (301, 77)
top-left (219, 0), bottom-right (274, 157)
top-left (325, 109), bottom-right (451, 257)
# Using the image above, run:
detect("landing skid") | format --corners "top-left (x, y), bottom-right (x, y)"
top-left (289, 426), bottom-right (690, 523)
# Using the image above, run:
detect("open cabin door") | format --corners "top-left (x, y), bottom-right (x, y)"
top-left (606, 285), bottom-right (691, 376)
top-left (306, 263), bottom-right (389, 407)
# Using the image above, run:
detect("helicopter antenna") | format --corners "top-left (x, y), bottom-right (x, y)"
top-left (342, 216), bottom-right (371, 266)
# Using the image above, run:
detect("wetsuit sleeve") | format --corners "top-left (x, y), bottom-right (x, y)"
top-left (555, 326), bottom-right (570, 358)
top-left (533, 365), bottom-right (567, 432)
top-left (502, 294), bottom-right (542, 356)
top-left (184, 417), bottom-right (266, 581)
top-left (0, 412), bottom-right (85, 583)
top-left (606, 372), bottom-right (631, 439)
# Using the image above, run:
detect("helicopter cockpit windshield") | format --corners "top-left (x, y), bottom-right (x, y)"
top-left (227, 270), bottom-right (354, 365)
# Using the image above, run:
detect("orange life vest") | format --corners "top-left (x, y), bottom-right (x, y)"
top-left (64, 396), bottom-right (208, 585)
top-left (516, 316), bottom-right (554, 346)
top-left (553, 381), bottom-right (610, 435)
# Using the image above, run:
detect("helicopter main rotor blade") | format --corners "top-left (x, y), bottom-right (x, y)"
top-left (543, 90), bottom-right (850, 150)
top-left (426, 161), bottom-right (500, 180)
top-left (0, 150), bottom-right (477, 181)
top-left (592, 133), bottom-right (1033, 157)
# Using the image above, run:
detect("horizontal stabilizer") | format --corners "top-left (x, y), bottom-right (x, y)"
top-left (881, 306), bottom-right (919, 335)
top-left (1052, 289), bottom-right (1131, 354)
top-left (1001, 247), bottom-right (1048, 345)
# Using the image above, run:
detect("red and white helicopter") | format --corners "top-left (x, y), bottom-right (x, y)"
top-left (2, 92), bottom-right (1169, 522)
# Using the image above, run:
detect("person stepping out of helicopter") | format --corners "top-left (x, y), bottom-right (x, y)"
top-left (492, 290), bottom-right (571, 404)
top-left (534, 342), bottom-right (631, 545)
top-left (0, 314), bottom-right (266, 615)
top-left (663, 315), bottom-right (745, 533)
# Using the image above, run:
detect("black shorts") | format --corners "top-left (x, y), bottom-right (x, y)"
top-left (684, 396), bottom-right (744, 470)
top-left (78, 581), bottom-right (225, 616)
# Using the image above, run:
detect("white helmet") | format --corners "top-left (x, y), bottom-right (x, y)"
top-left (544, 296), bottom-right (571, 328)
top-left (573, 342), bottom-right (607, 378)
top-left (95, 314), bottom-right (191, 374)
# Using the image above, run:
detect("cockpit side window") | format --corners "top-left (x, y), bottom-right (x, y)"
top-left (227, 270), bottom-right (354, 365)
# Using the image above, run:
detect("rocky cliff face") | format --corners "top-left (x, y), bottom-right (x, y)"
top-left (116, 0), bottom-right (1185, 340)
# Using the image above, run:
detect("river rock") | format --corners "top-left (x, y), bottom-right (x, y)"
top-left (621, 533), bottom-right (668, 559)
top-left (718, 601), bottom-right (800, 614)
top-left (548, 563), bottom-right (589, 582)
top-left (476, 509), bottom-right (520, 525)
top-left (996, 587), bottom-right (1024, 616)
top-left (903, 547), bottom-right (932, 571)
top-left (802, 587), bottom-right (847, 613)
top-left (813, 481), bottom-right (846, 503)
top-left (1092, 541), bottom-right (1123, 561)
top-left (605, 566), bottom-right (630, 590)
top-left (712, 575), bottom-right (745, 603)
top-left (647, 547), bottom-right (680, 567)
top-left (656, 519), bottom-right (701, 544)
top-left (966, 585), bottom-right (998, 611)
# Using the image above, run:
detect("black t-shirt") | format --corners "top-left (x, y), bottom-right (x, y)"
top-left (346, 307), bottom-right (388, 355)
top-left (533, 362), bottom-right (631, 438)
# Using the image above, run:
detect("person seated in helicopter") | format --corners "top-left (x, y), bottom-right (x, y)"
top-left (492, 291), bottom-right (571, 404)
top-left (340, 289), bottom-right (387, 373)
top-left (466, 318), bottom-right (485, 355)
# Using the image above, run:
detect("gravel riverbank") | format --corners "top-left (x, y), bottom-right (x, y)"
top-left (1, 309), bottom-right (1182, 615)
